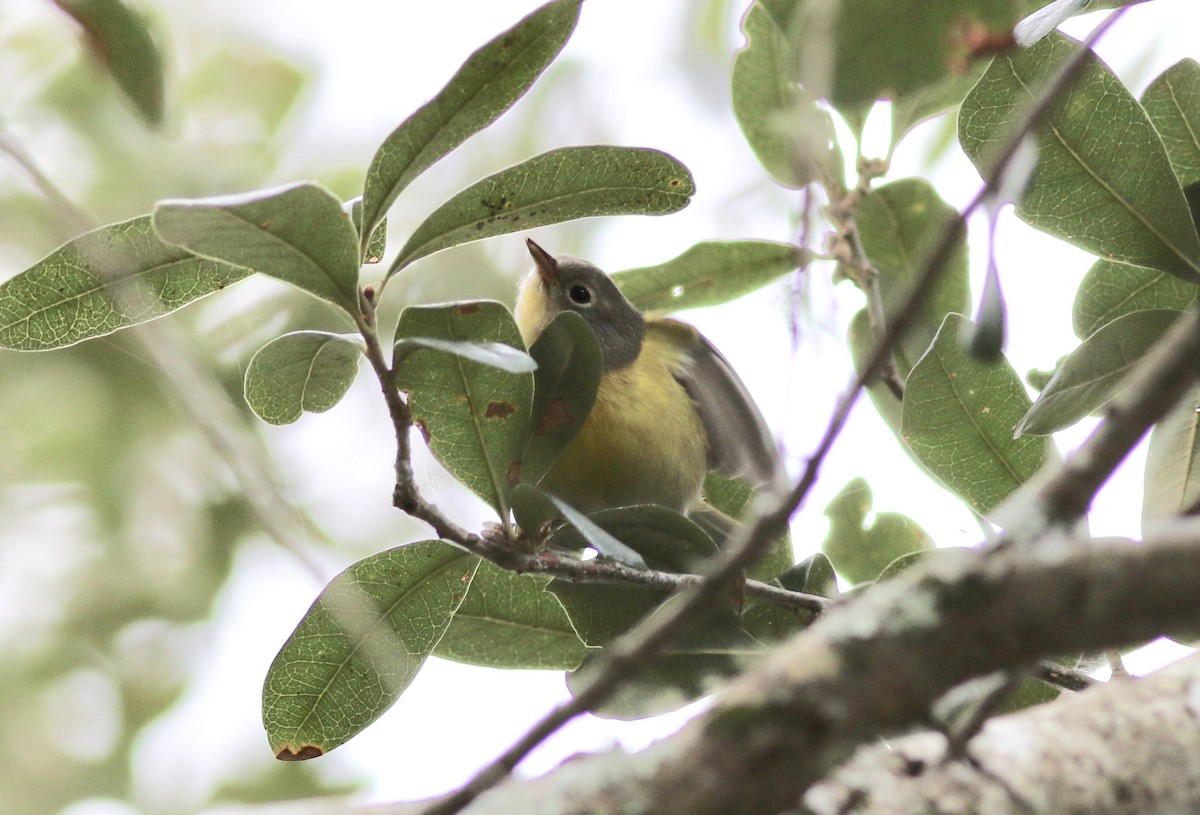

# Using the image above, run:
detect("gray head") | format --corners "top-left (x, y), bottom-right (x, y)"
top-left (521, 239), bottom-right (645, 370)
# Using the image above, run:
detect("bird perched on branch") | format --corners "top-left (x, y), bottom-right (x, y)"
top-left (515, 238), bottom-right (780, 525)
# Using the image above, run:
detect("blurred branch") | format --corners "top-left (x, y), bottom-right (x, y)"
top-left (0, 120), bottom-right (97, 238)
top-left (0, 123), bottom-right (330, 577)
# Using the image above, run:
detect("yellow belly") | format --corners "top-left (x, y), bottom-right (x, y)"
top-left (538, 331), bottom-right (707, 514)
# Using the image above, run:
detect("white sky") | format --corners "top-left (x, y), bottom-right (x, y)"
top-left (37, 0), bottom-right (1200, 812)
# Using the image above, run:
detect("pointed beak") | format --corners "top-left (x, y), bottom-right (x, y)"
top-left (525, 238), bottom-right (560, 284)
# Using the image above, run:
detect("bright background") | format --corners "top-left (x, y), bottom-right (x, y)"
top-left (1, 1), bottom-right (1198, 814)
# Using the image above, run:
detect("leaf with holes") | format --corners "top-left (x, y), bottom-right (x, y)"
top-left (613, 240), bottom-right (805, 312)
top-left (262, 541), bottom-right (477, 760)
top-left (0, 216), bottom-right (247, 351)
top-left (389, 147), bottom-right (694, 274)
top-left (959, 33), bottom-right (1200, 282)
top-left (154, 182), bottom-right (361, 313)
top-left (902, 314), bottom-right (1054, 516)
top-left (360, 0), bottom-right (582, 254)
top-left (394, 301), bottom-right (533, 518)
top-left (244, 331), bottom-right (363, 425)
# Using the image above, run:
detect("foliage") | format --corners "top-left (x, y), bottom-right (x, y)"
top-left (2, 0), bottom-right (1199, 812)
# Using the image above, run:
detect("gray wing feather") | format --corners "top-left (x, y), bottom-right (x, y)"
top-left (673, 327), bottom-right (781, 486)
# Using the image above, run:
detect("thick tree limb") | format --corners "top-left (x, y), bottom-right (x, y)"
top-left (805, 651), bottom-right (1200, 815)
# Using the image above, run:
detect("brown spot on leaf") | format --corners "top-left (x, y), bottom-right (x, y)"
top-left (536, 398), bottom-right (574, 434)
top-left (507, 459), bottom-right (521, 485)
top-left (414, 418), bottom-right (431, 443)
top-left (276, 744), bottom-right (324, 761)
top-left (669, 178), bottom-right (681, 187)
top-left (457, 302), bottom-right (482, 315)
top-left (486, 401), bottom-right (516, 419)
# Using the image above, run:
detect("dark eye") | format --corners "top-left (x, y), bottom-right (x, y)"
top-left (568, 284), bottom-right (592, 305)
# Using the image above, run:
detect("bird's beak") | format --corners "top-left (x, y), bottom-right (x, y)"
top-left (525, 238), bottom-right (560, 284)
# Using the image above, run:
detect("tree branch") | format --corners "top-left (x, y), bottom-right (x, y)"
top-left (805, 651), bottom-right (1200, 815)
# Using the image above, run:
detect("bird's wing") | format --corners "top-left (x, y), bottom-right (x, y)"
top-left (656, 319), bottom-right (781, 487)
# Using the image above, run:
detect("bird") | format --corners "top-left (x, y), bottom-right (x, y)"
top-left (514, 238), bottom-right (780, 524)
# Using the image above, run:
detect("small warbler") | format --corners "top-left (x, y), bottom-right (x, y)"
top-left (515, 239), bottom-right (780, 520)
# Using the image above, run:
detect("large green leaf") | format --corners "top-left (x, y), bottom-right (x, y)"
top-left (393, 301), bottom-right (533, 518)
top-left (433, 559), bottom-right (586, 670)
top-left (853, 178), bottom-right (970, 371)
top-left (731, 1), bottom-right (842, 189)
top-left (0, 215), bottom-right (248, 351)
top-left (53, 0), bottom-right (165, 126)
top-left (244, 331), bottom-right (363, 425)
top-left (1141, 59), bottom-right (1200, 188)
top-left (262, 541), bottom-right (477, 759)
top-left (1018, 310), bottom-right (1181, 436)
top-left (901, 314), bottom-right (1054, 516)
top-left (959, 33), bottom-right (1200, 282)
top-left (785, 0), bottom-right (1018, 112)
top-left (1143, 384), bottom-right (1200, 533)
top-left (393, 336), bottom-right (536, 374)
top-left (1072, 259), bottom-right (1197, 339)
top-left (154, 182), bottom-right (362, 313)
top-left (520, 311), bottom-right (602, 487)
top-left (359, 0), bottom-right (582, 255)
top-left (612, 240), bottom-right (804, 312)
top-left (389, 147), bottom-right (694, 274)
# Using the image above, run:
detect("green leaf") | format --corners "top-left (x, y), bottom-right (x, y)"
top-left (0, 215), bottom-right (248, 351)
top-left (1143, 384), bottom-right (1200, 532)
top-left (521, 311), bottom-right (602, 487)
top-left (891, 65), bottom-right (987, 147)
top-left (612, 240), bottom-right (804, 312)
top-left (901, 314), bottom-right (1054, 516)
top-left (394, 301), bottom-right (533, 518)
top-left (731, 2), bottom-right (842, 189)
top-left (854, 178), bottom-right (970, 371)
top-left (821, 477), bottom-right (933, 585)
top-left (873, 549), bottom-right (934, 585)
top-left (1141, 59), bottom-right (1200, 187)
top-left (244, 332), bottom-right (363, 425)
top-left (1018, 310), bottom-right (1181, 436)
top-left (547, 496), bottom-right (648, 570)
top-left (53, 0), bottom-right (165, 126)
top-left (741, 553), bottom-right (837, 644)
top-left (548, 504), bottom-right (718, 572)
top-left (263, 541), bottom-right (477, 760)
top-left (359, 0), bottom-right (582, 254)
top-left (433, 559), bottom-right (586, 670)
top-left (849, 308), bottom-right (904, 433)
top-left (345, 197), bottom-right (386, 264)
top-left (154, 182), bottom-right (362, 313)
top-left (546, 581), bottom-right (660, 648)
top-left (701, 472), bottom-right (794, 580)
top-left (394, 337), bottom-right (536, 374)
top-left (389, 146), bottom-right (695, 274)
top-left (959, 33), bottom-right (1200, 282)
top-left (1072, 259), bottom-right (1197, 339)
top-left (791, 0), bottom-right (1019, 112)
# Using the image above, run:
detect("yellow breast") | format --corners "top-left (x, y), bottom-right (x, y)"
top-left (536, 323), bottom-right (707, 514)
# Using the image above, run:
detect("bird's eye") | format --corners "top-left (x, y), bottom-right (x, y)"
top-left (568, 284), bottom-right (592, 305)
